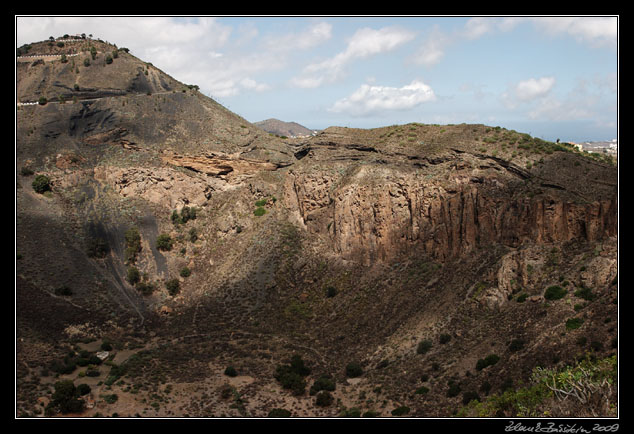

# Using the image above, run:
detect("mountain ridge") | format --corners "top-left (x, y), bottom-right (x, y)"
top-left (16, 36), bottom-right (618, 419)
top-left (254, 118), bottom-right (317, 137)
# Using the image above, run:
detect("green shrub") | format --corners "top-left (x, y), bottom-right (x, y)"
top-left (124, 227), bottom-right (141, 264)
top-left (417, 339), bottom-right (432, 354)
top-left (136, 282), bottom-right (155, 296)
top-left (255, 199), bottom-right (267, 207)
top-left (574, 286), bottom-right (596, 301)
top-left (325, 286), bottom-right (337, 298)
top-left (565, 317), bottom-right (584, 330)
top-left (180, 267), bottom-right (191, 278)
top-left (439, 334), bottom-right (451, 344)
top-left (345, 362), bottom-right (363, 378)
top-left (165, 278), bottom-right (180, 296)
top-left (32, 174), bottom-right (51, 193)
top-left (224, 366), bottom-right (238, 377)
top-left (476, 354), bottom-right (500, 371)
top-left (391, 406), bottom-right (410, 416)
top-left (20, 166), bottom-right (34, 176)
top-left (253, 207), bottom-right (266, 216)
top-left (274, 368), bottom-right (306, 396)
top-left (415, 386), bottom-right (429, 395)
top-left (544, 285), bottom-right (567, 300)
top-left (289, 355), bottom-right (311, 376)
top-left (339, 407), bottom-right (362, 417)
top-left (38, 96), bottom-right (48, 105)
top-left (447, 381), bottom-right (462, 397)
top-left (268, 408), bottom-right (291, 417)
top-left (310, 375), bottom-right (336, 395)
top-left (156, 233), bottom-right (173, 251)
top-left (127, 266), bottom-right (140, 285)
top-left (172, 206), bottom-right (197, 225)
top-left (103, 394), bottom-right (118, 404)
top-left (315, 391), bottom-right (334, 407)
top-left (105, 54), bottom-right (113, 64)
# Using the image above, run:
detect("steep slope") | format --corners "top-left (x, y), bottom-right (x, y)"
top-left (16, 38), bottom-right (618, 419)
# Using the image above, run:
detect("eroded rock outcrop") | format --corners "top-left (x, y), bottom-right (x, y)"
top-left (94, 166), bottom-right (212, 210)
top-left (161, 151), bottom-right (280, 178)
top-left (285, 165), bottom-right (617, 265)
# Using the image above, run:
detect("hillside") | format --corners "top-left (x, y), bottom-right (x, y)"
top-left (16, 37), bottom-right (618, 420)
top-left (255, 118), bottom-right (316, 137)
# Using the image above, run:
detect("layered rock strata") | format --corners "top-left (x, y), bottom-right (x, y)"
top-left (285, 166), bottom-right (617, 265)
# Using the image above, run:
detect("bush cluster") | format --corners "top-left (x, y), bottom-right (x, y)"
top-left (309, 375), bottom-right (336, 396)
top-left (274, 355), bottom-right (311, 395)
top-left (46, 380), bottom-right (84, 415)
top-left (156, 233), bottom-right (173, 251)
top-left (165, 278), bottom-right (180, 296)
top-left (476, 354), bottom-right (500, 371)
top-left (171, 206), bottom-right (197, 225)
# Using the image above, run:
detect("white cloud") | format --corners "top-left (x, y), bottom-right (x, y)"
top-left (411, 18), bottom-right (520, 68)
top-left (532, 17), bottom-right (617, 47)
top-left (292, 26), bottom-right (416, 88)
top-left (265, 21), bottom-right (332, 51)
top-left (329, 80), bottom-right (436, 116)
top-left (502, 76), bottom-right (556, 109)
top-left (515, 77), bottom-right (556, 101)
top-left (411, 26), bottom-right (448, 67)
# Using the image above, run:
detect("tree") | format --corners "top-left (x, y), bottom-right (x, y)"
top-left (49, 380), bottom-right (84, 414)
top-left (156, 233), bottom-right (173, 251)
top-left (32, 175), bottom-right (51, 193)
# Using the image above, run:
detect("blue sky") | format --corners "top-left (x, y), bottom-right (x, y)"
top-left (16, 16), bottom-right (618, 142)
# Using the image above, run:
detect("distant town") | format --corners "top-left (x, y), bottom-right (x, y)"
top-left (577, 139), bottom-right (618, 157)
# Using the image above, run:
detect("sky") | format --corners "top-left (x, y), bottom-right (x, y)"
top-left (15, 16), bottom-right (618, 142)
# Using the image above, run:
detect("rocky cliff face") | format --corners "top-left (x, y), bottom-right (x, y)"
top-left (285, 152), bottom-right (617, 265)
